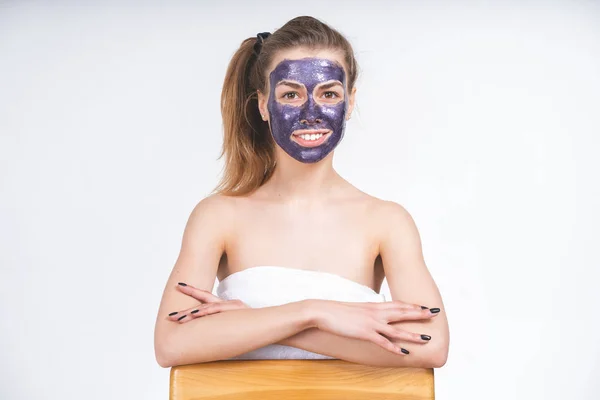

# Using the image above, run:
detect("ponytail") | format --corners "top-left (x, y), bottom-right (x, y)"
top-left (212, 37), bottom-right (276, 196)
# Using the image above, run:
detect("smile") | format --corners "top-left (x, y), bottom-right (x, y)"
top-left (291, 129), bottom-right (332, 147)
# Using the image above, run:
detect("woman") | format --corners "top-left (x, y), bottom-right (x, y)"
top-left (154, 16), bottom-right (449, 368)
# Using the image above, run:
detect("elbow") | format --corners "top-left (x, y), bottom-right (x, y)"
top-left (385, 343), bottom-right (448, 368)
top-left (155, 331), bottom-right (214, 367)
top-left (428, 351), bottom-right (448, 368)
top-left (155, 346), bottom-right (175, 368)
top-left (155, 334), bottom-right (178, 368)
top-left (155, 350), bottom-right (174, 369)
top-left (399, 343), bottom-right (447, 369)
top-left (426, 343), bottom-right (449, 368)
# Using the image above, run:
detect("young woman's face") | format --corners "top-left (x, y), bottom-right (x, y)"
top-left (259, 48), bottom-right (356, 164)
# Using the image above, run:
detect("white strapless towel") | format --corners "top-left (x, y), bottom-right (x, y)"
top-left (215, 265), bottom-right (387, 360)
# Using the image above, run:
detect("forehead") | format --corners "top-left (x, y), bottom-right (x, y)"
top-left (269, 58), bottom-right (346, 86)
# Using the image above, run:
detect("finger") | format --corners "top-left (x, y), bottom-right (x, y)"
top-left (339, 301), bottom-right (417, 311)
top-left (170, 305), bottom-right (220, 324)
top-left (383, 307), bottom-right (441, 323)
top-left (376, 300), bottom-right (428, 311)
top-left (191, 300), bottom-right (249, 317)
top-left (173, 312), bottom-right (191, 323)
top-left (166, 304), bottom-right (203, 321)
top-left (176, 282), bottom-right (222, 303)
top-left (377, 324), bottom-right (432, 344)
top-left (177, 300), bottom-right (246, 321)
top-left (369, 333), bottom-right (410, 355)
top-left (167, 299), bottom-right (247, 323)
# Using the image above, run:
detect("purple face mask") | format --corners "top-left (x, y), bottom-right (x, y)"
top-left (266, 57), bottom-right (349, 163)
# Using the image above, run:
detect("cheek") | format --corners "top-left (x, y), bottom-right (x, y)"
top-left (322, 102), bottom-right (347, 120)
top-left (284, 111), bottom-right (296, 122)
top-left (321, 107), bottom-right (340, 119)
top-left (271, 103), bottom-right (301, 123)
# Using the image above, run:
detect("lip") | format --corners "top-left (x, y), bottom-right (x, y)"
top-left (291, 129), bottom-right (332, 148)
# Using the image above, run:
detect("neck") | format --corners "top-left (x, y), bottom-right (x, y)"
top-left (262, 149), bottom-right (342, 200)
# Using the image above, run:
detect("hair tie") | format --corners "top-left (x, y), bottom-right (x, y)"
top-left (253, 32), bottom-right (272, 56)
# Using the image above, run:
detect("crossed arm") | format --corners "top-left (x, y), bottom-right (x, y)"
top-left (154, 196), bottom-right (449, 368)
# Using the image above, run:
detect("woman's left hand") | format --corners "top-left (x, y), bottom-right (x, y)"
top-left (167, 282), bottom-right (250, 323)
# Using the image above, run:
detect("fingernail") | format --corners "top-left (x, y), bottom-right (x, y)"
top-left (177, 315), bottom-right (187, 321)
top-left (420, 305), bottom-right (429, 309)
top-left (190, 309), bottom-right (199, 314)
top-left (168, 312), bottom-right (178, 316)
top-left (401, 348), bottom-right (410, 354)
top-left (430, 308), bottom-right (440, 313)
top-left (178, 282), bottom-right (187, 286)
top-left (421, 334), bottom-right (431, 341)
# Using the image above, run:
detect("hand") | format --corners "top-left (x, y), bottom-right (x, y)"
top-left (166, 282), bottom-right (250, 323)
top-left (310, 299), bottom-right (440, 355)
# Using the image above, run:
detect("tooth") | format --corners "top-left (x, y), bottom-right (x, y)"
top-left (310, 134), bottom-right (316, 140)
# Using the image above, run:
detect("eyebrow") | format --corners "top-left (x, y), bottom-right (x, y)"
top-left (316, 81), bottom-right (343, 90)
top-left (275, 80), bottom-right (305, 90)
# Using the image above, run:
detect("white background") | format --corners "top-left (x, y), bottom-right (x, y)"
top-left (1, 1), bottom-right (599, 399)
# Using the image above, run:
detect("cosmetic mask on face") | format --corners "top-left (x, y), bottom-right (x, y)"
top-left (266, 57), bottom-right (349, 163)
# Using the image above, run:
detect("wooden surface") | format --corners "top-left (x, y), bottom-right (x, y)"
top-left (170, 359), bottom-right (434, 400)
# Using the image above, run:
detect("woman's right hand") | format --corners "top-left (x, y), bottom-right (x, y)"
top-left (308, 299), bottom-right (441, 355)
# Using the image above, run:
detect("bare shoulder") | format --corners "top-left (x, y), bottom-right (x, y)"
top-left (191, 193), bottom-right (234, 213)
top-left (357, 193), bottom-right (418, 237)
top-left (185, 193), bottom-right (237, 232)
top-left (375, 199), bottom-right (414, 223)
top-left (353, 189), bottom-right (412, 220)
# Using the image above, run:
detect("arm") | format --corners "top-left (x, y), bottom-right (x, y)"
top-left (277, 320), bottom-right (434, 368)
top-left (153, 196), bottom-right (316, 367)
top-left (161, 301), bottom-right (315, 367)
top-left (277, 201), bottom-right (449, 368)
top-left (379, 201), bottom-right (449, 367)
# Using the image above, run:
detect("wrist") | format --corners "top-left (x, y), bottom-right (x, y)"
top-left (299, 299), bottom-right (322, 329)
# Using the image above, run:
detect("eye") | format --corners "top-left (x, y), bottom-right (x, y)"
top-left (323, 91), bottom-right (339, 99)
top-left (281, 91), bottom-right (300, 100)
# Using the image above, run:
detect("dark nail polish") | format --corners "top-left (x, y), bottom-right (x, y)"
top-left (421, 334), bottom-right (431, 341)
top-left (401, 348), bottom-right (410, 354)
top-left (430, 308), bottom-right (441, 313)
top-left (178, 282), bottom-right (187, 286)
top-left (191, 309), bottom-right (199, 314)
top-left (168, 312), bottom-right (178, 316)
top-left (177, 315), bottom-right (187, 321)
top-left (420, 305), bottom-right (429, 309)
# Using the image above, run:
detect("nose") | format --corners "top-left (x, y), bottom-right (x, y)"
top-left (299, 96), bottom-right (322, 125)
top-left (300, 117), bottom-right (323, 125)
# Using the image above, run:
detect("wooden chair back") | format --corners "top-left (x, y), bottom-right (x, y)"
top-left (170, 359), bottom-right (434, 399)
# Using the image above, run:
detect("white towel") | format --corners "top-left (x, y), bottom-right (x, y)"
top-left (215, 265), bottom-right (386, 360)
